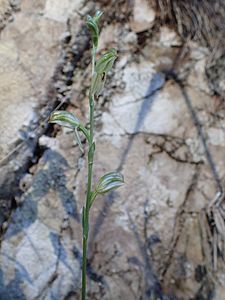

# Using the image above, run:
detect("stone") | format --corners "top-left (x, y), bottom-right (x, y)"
top-left (0, 8), bottom-right (63, 161)
top-left (0, 0), bottom-right (13, 29)
top-left (44, 0), bottom-right (83, 22)
top-left (188, 44), bottom-right (211, 94)
top-left (208, 127), bottom-right (225, 147)
top-left (102, 61), bottom-right (198, 141)
top-left (0, 149), bottom-right (81, 299)
top-left (98, 24), bottom-right (119, 51)
top-left (39, 135), bottom-right (60, 151)
top-left (159, 26), bottom-right (182, 47)
top-left (130, 0), bottom-right (155, 33)
top-left (0, 0), bottom-right (85, 162)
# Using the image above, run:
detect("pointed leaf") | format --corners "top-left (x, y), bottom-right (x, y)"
top-left (95, 171), bottom-right (124, 195)
top-left (95, 48), bottom-right (117, 75)
top-left (49, 111), bottom-right (80, 129)
top-left (93, 10), bottom-right (103, 23)
top-left (90, 72), bottom-right (106, 97)
top-left (91, 48), bottom-right (117, 96)
top-left (49, 110), bottom-right (91, 143)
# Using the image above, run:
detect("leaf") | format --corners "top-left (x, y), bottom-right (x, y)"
top-left (86, 10), bottom-right (103, 48)
top-left (95, 48), bottom-right (117, 75)
top-left (88, 172), bottom-right (124, 209)
top-left (95, 171), bottom-right (124, 195)
top-left (49, 110), bottom-right (80, 129)
top-left (93, 10), bottom-right (103, 23)
top-left (91, 48), bottom-right (117, 96)
top-left (49, 110), bottom-right (91, 143)
top-left (213, 207), bottom-right (225, 238)
top-left (90, 72), bottom-right (105, 97)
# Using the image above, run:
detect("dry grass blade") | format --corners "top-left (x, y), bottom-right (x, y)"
top-left (205, 189), bottom-right (225, 271)
top-left (213, 207), bottom-right (225, 238)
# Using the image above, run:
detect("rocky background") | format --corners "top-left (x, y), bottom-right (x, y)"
top-left (0, 0), bottom-right (225, 299)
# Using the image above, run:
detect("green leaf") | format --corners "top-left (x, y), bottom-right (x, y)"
top-left (49, 110), bottom-right (91, 143)
top-left (91, 48), bottom-right (117, 96)
top-left (93, 10), bottom-right (103, 23)
top-left (95, 171), bottom-right (124, 195)
top-left (49, 110), bottom-right (80, 129)
top-left (88, 172), bottom-right (124, 209)
top-left (90, 72), bottom-right (105, 97)
top-left (95, 48), bottom-right (117, 75)
top-left (86, 10), bottom-right (103, 48)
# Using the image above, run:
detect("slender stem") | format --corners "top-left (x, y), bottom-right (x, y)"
top-left (81, 45), bottom-right (96, 300)
top-left (91, 47), bottom-right (96, 77)
top-left (81, 236), bottom-right (87, 299)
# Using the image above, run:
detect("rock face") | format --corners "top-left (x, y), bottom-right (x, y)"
top-left (0, 1), bottom-right (225, 300)
top-left (0, 0), bottom-right (65, 161)
top-left (0, 149), bottom-right (81, 299)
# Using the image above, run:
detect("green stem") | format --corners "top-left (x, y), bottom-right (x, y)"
top-left (92, 47), bottom-right (96, 77)
top-left (81, 235), bottom-right (87, 300)
top-left (81, 46), bottom-right (96, 300)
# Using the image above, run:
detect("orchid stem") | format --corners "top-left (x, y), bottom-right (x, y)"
top-left (81, 45), bottom-right (96, 300)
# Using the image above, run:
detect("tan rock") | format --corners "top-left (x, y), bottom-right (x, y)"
top-left (130, 0), bottom-right (155, 33)
top-left (44, 0), bottom-right (83, 22)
